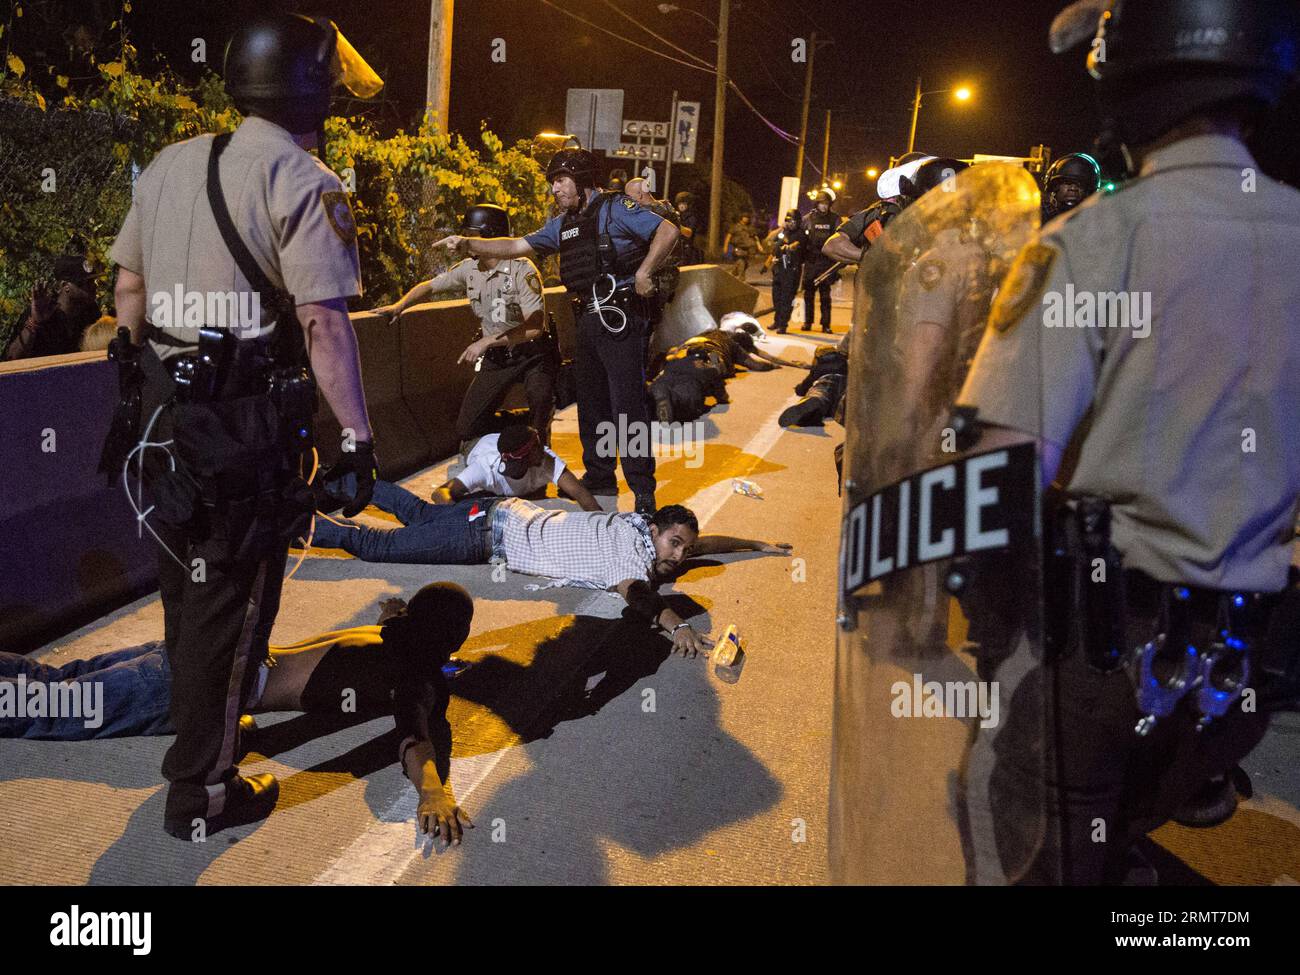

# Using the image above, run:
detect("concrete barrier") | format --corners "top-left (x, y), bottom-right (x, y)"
top-left (651, 264), bottom-right (760, 357)
top-left (0, 264), bottom-right (758, 651)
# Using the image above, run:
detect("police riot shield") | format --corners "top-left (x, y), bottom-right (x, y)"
top-left (831, 163), bottom-right (1045, 884)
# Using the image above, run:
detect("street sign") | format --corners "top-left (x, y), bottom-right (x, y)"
top-left (565, 89), bottom-right (625, 152)
top-left (671, 101), bottom-right (700, 164)
top-left (622, 119), bottom-right (670, 140)
top-left (612, 143), bottom-right (667, 161)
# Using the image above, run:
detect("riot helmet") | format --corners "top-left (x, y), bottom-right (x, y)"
top-left (545, 147), bottom-right (599, 190)
top-left (1050, 0), bottom-right (1300, 147)
top-left (898, 157), bottom-right (969, 202)
top-left (1042, 152), bottom-right (1102, 218)
top-left (461, 204), bottom-right (511, 238)
top-left (224, 14), bottom-right (382, 134)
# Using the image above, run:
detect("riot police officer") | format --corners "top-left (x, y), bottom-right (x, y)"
top-left (376, 204), bottom-right (555, 446)
top-left (434, 148), bottom-right (679, 514)
top-left (801, 189), bottom-right (842, 332)
top-left (1041, 151), bottom-right (1102, 221)
top-left (764, 209), bottom-right (805, 334)
top-left (104, 14), bottom-right (381, 837)
top-left (959, 0), bottom-right (1300, 883)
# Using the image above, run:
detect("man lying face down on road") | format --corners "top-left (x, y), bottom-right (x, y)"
top-left (0, 583), bottom-right (476, 846)
top-left (311, 482), bottom-right (790, 657)
top-left (431, 424), bottom-right (602, 511)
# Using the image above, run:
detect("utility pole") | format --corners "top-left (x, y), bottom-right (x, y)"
top-left (794, 29), bottom-right (816, 191)
top-left (907, 76), bottom-right (922, 154)
top-left (425, 0), bottom-right (454, 131)
top-left (707, 0), bottom-right (729, 258)
top-left (664, 89), bottom-right (678, 200)
top-left (821, 109), bottom-right (831, 184)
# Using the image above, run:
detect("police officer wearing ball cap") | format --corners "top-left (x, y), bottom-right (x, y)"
top-left (1041, 151), bottom-right (1103, 221)
top-left (801, 189), bottom-right (843, 332)
top-left (434, 147), bottom-right (680, 515)
top-left (105, 13), bottom-right (382, 838)
top-left (958, 0), bottom-right (1300, 883)
top-left (377, 204), bottom-right (555, 445)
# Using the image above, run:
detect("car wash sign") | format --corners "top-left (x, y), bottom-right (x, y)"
top-left (613, 119), bottom-right (669, 161)
top-left (840, 444), bottom-right (1037, 597)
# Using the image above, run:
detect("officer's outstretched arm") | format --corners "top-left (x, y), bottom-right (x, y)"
top-left (437, 235), bottom-right (534, 260)
top-left (113, 268), bottom-right (147, 345)
top-left (298, 297), bottom-right (373, 444)
top-left (822, 232), bottom-right (864, 265)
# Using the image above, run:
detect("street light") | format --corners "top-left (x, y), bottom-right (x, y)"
top-left (866, 167), bottom-right (879, 180)
top-left (657, 3), bottom-right (718, 30)
top-left (907, 78), bottom-right (975, 153)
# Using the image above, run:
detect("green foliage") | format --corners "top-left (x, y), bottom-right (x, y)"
top-left (0, 45), bottom-right (549, 347)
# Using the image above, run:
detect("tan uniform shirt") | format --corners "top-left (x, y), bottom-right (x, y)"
top-left (110, 116), bottom-right (362, 358)
top-left (961, 134), bottom-right (1300, 591)
top-left (427, 257), bottom-right (544, 339)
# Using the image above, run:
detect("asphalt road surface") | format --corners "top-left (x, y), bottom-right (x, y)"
top-left (2, 279), bottom-right (1296, 885)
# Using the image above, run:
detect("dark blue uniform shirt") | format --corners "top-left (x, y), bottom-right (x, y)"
top-left (525, 192), bottom-right (666, 289)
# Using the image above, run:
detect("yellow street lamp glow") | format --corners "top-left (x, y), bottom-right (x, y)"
top-left (866, 167), bottom-right (879, 179)
top-left (832, 179), bottom-right (843, 190)
top-left (954, 86), bottom-right (972, 102)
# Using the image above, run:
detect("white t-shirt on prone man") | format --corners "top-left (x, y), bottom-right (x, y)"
top-left (456, 433), bottom-right (566, 497)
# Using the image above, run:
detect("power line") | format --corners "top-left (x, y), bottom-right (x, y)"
top-left (594, 0), bottom-right (800, 142)
top-left (538, 0), bottom-right (800, 145)
top-left (536, 0), bottom-right (715, 75)
top-left (600, 0), bottom-right (714, 70)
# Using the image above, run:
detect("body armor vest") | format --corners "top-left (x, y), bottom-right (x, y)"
top-left (558, 192), bottom-right (647, 295)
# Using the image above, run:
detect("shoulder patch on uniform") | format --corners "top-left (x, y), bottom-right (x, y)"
top-left (621, 196), bottom-right (636, 210)
top-left (321, 191), bottom-right (356, 245)
top-left (525, 270), bottom-right (542, 295)
top-left (919, 259), bottom-right (946, 291)
top-left (990, 242), bottom-right (1057, 334)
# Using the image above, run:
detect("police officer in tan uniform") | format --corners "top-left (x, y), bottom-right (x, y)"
top-left (106, 13), bottom-right (382, 838)
top-left (377, 204), bottom-right (555, 444)
top-left (958, 0), bottom-right (1300, 883)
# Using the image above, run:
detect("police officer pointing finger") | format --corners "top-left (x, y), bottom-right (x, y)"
top-left (435, 147), bottom-right (680, 514)
top-left (105, 13), bottom-right (381, 838)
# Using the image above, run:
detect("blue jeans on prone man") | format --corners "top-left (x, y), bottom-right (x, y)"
top-left (313, 478), bottom-right (497, 565)
top-left (0, 643), bottom-right (173, 740)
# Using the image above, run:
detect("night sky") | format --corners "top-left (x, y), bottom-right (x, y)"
top-left (24, 0), bottom-right (1300, 209)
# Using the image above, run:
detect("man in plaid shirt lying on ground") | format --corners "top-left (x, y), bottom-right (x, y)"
top-left (312, 478), bottom-right (791, 656)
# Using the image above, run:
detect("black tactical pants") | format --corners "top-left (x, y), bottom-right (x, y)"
top-left (772, 271), bottom-right (801, 332)
top-left (803, 272), bottom-right (834, 328)
top-left (455, 345), bottom-right (557, 445)
top-left (136, 350), bottom-right (303, 828)
top-left (574, 300), bottom-right (656, 498)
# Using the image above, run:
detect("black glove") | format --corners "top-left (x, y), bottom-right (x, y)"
top-left (323, 440), bottom-right (379, 517)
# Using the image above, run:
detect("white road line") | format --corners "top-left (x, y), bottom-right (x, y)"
top-left (312, 390), bottom-right (797, 885)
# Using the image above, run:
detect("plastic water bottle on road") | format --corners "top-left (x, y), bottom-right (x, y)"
top-left (712, 624), bottom-right (745, 683)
